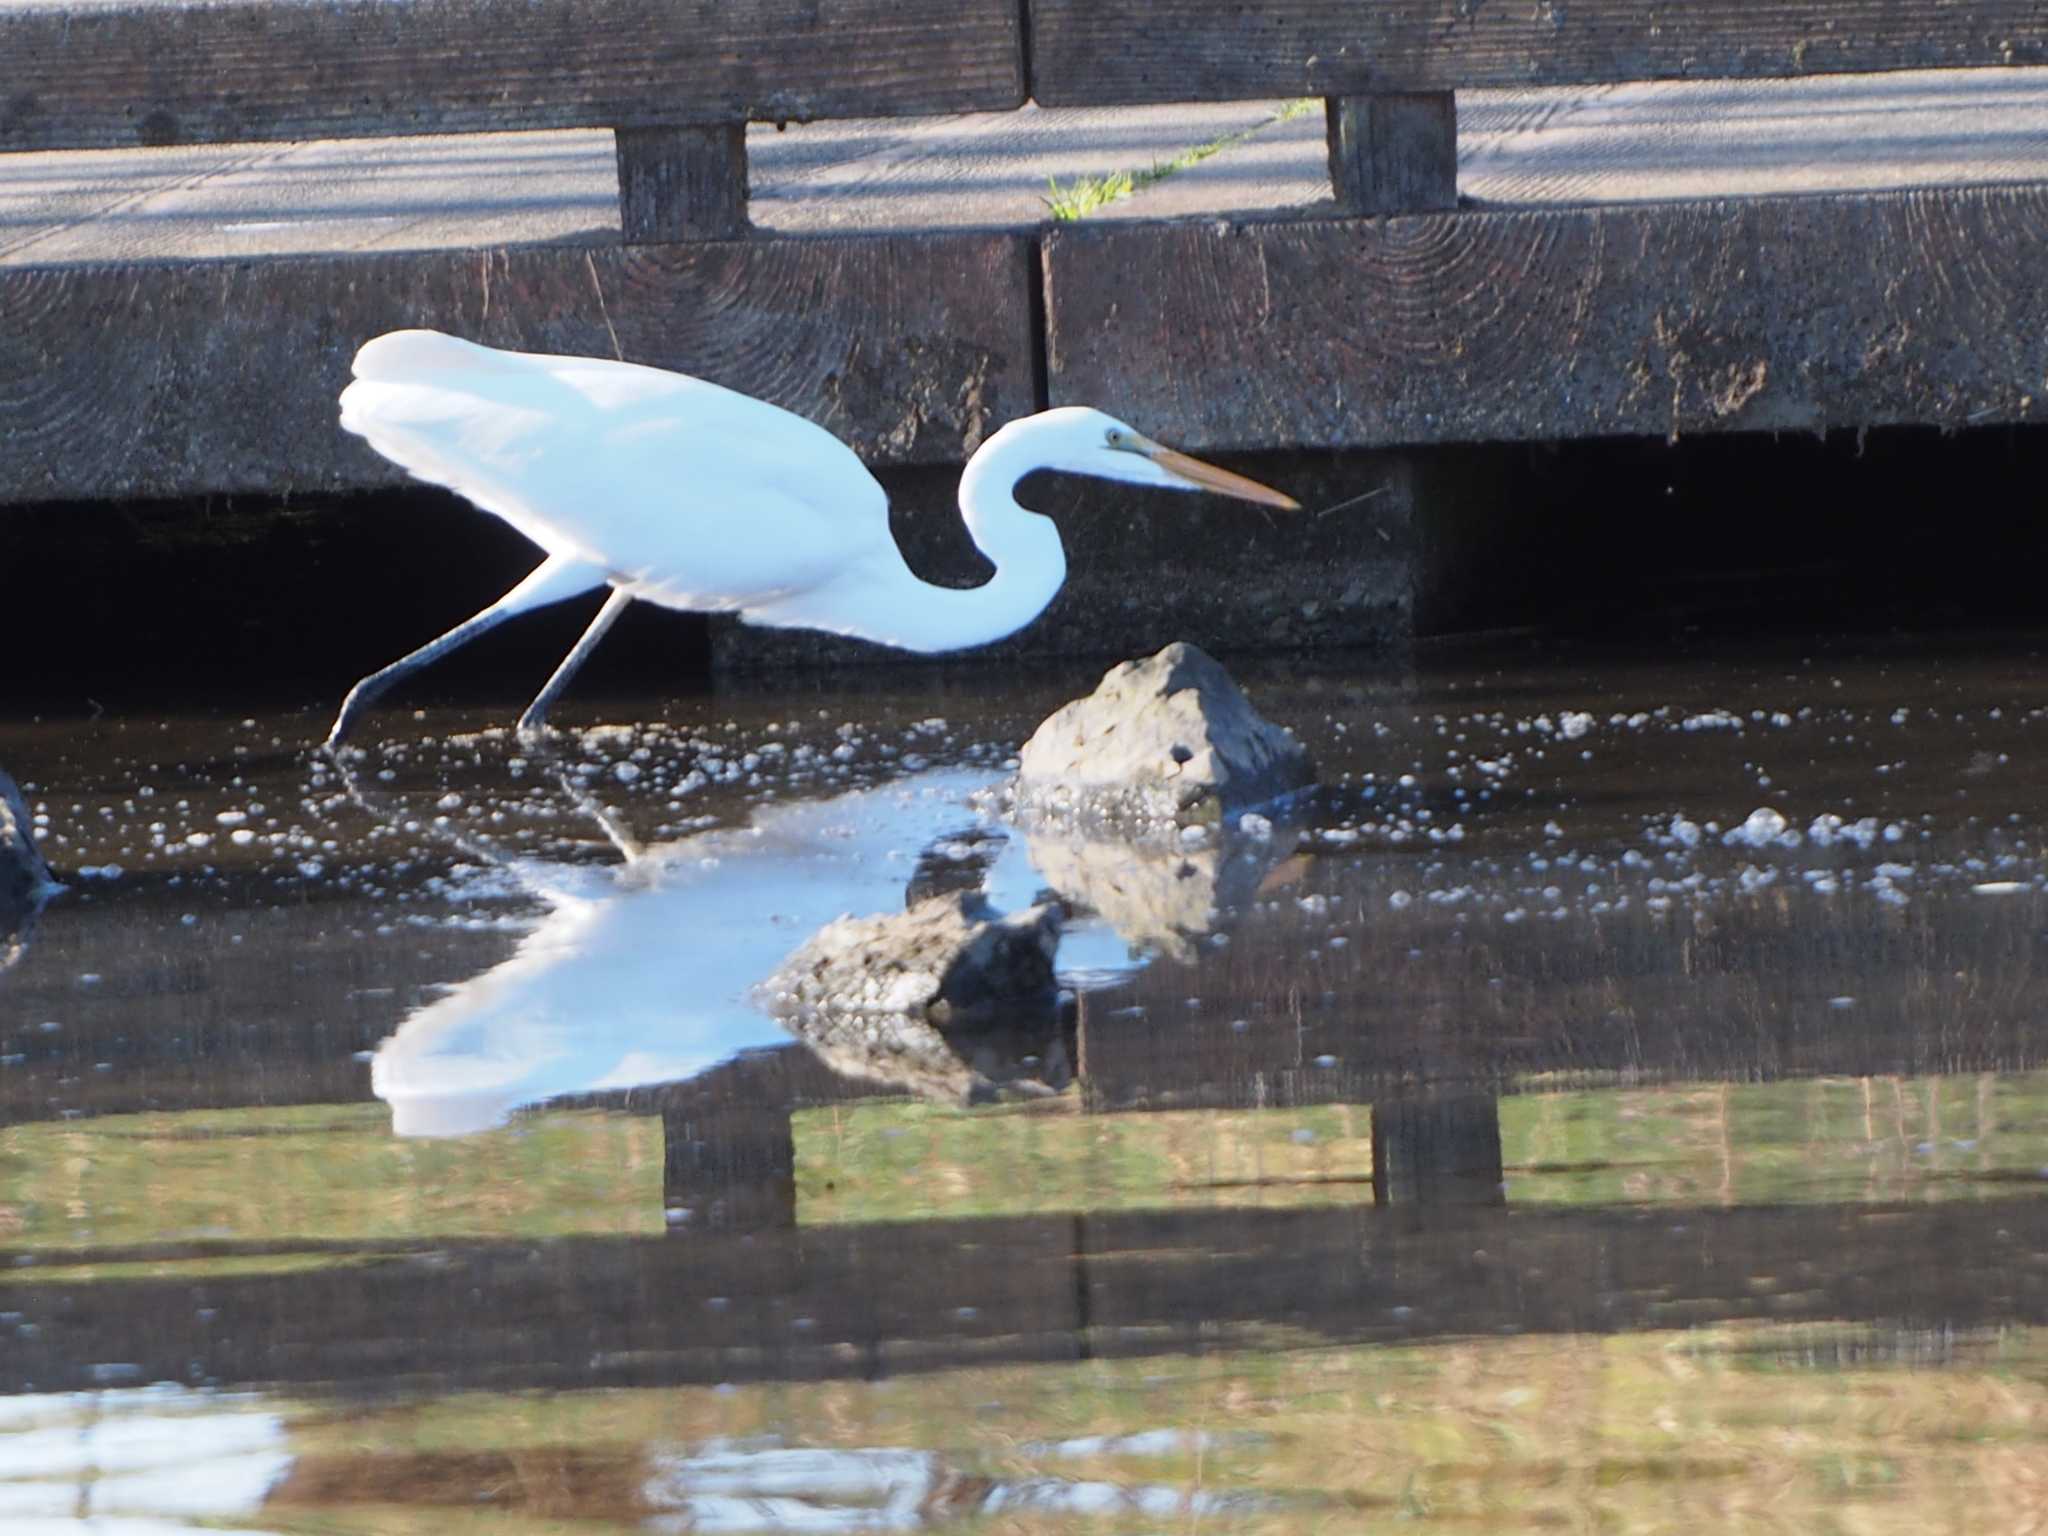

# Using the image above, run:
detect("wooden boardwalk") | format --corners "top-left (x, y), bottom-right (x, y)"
top-left (17, 73), bottom-right (2048, 255)
top-left (7, 1), bottom-right (2048, 519)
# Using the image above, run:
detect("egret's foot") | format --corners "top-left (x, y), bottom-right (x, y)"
top-left (511, 589), bottom-right (630, 746)
top-left (321, 700), bottom-right (360, 751)
top-left (322, 738), bottom-right (373, 766)
top-left (324, 674), bottom-right (393, 753)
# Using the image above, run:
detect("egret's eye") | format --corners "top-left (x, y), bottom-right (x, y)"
top-left (1106, 428), bottom-right (1126, 447)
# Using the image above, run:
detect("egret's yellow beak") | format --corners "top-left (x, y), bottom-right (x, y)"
top-left (1144, 443), bottom-right (1300, 510)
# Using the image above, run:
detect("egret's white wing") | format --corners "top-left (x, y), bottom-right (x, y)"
top-left (340, 333), bottom-right (894, 612)
top-left (353, 330), bottom-right (538, 379)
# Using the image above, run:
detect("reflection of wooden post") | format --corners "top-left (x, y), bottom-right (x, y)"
top-left (662, 1101), bottom-right (797, 1233)
top-left (1074, 990), bottom-right (1090, 1087)
top-left (1076, 989), bottom-right (1105, 1113)
top-left (1372, 1094), bottom-right (1504, 1207)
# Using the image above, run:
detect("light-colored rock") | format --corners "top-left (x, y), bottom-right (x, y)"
top-left (1014, 642), bottom-right (1315, 830)
top-left (760, 892), bottom-right (1066, 1103)
top-left (1020, 815), bottom-right (1303, 964)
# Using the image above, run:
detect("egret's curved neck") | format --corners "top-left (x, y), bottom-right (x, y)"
top-left (859, 418), bottom-right (1068, 653)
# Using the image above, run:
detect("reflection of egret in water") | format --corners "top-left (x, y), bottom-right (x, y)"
top-left (372, 767), bottom-right (1008, 1135)
top-left (642, 1435), bottom-right (1278, 1527)
top-left (0, 768), bottom-right (60, 976)
top-left (368, 763), bottom-right (1308, 1136)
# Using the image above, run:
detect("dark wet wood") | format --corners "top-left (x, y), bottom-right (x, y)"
top-left (1077, 850), bottom-right (2048, 1113)
top-left (663, 1102), bottom-right (796, 1233)
top-left (0, 233), bottom-right (1034, 503)
top-left (5, 1194), bottom-right (2041, 1393)
top-left (1043, 184), bottom-right (2048, 453)
top-left (12, 833), bottom-right (2048, 1126)
top-left (616, 125), bottom-right (750, 244)
top-left (1372, 1094), bottom-right (1505, 1206)
top-left (1326, 93), bottom-right (1457, 215)
top-left (644, 1048), bottom-right (888, 1234)
top-left (1, 0), bottom-right (1024, 152)
top-left (1029, 0), bottom-right (2048, 106)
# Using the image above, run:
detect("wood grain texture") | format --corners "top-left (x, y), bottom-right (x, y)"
top-left (2, 0), bottom-right (1023, 152)
top-left (1044, 184), bottom-right (2048, 452)
top-left (1030, 0), bottom-right (2048, 105)
top-left (1326, 92), bottom-right (1457, 214)
top-left (616, 125), bottom-right (750, 243)
top-left (0, 233), bottom-right (1033, 504)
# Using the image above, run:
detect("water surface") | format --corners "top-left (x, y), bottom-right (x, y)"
top-left (4, 635), bottom-right (2047, 1530)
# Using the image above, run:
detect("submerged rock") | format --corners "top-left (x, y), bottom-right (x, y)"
top-left (1021, 813), bottom-right (1305, 965)
top-left (902, 825), bottom-right (1009, 906)
top-left (1, 769), bottom-right (56, 974)
top-left (760, 892), bottom-right (1067, 1103)
top-left (1014, 642), bottom-right (1315, 831)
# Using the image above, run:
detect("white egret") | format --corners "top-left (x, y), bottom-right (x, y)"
top-left (324, 331), bottom-right (1298, 746)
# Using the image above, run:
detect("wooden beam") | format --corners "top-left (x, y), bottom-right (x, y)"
top-left (1029, 0), bottom-right (2048, 106)
top-left (616, 125), bottom-right (750, 243)
top-left (6, 1195), bottom-right (2043, 1394)
top-left (0, 233), bottom-right (1035, 504)
top-left (1043, 184), bottom-right (2048, 453)
top-left (663, 1102), bottom-right (796, 1233)
top-left (1, 0), bottom-right (1025, 153)
top-left (1325, 92), bottom-right (1457, 216)
top-left (1372, 1094), bottom-right (1505, 1206)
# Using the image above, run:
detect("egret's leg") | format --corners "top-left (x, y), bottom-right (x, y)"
top-left (324, 554), bottom-right (605, 749)
top-left (516, 587), bottom-right (634, 740)
top-left (326, 605), bottom-right (517, 750)
top-left (549, 755), bottom-right (645, 864)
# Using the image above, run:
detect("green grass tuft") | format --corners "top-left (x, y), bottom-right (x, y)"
top-left (1043, 99), bottom-right (1318, 221)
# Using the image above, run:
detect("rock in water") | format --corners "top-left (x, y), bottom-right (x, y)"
top-left (1019, 813), bottom-right (1304, 965)
top-left (760, 892), bottom-right (1066, 1103)
top-left (1014, 642), bottom-right (1315, 829)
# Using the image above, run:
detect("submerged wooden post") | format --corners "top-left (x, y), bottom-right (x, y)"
top-left (1325, 93), bottom-right (1457, 216)
top-left (662, 1100), bottom-right (797, 1233)
top-left (615, 123), bottom-right (750, 243)
top-left (1371, 1093), bottom-right (1504, 1207)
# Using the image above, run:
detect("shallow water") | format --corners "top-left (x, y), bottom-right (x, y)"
top-left (4, 634), bottom-right (2048, 1531)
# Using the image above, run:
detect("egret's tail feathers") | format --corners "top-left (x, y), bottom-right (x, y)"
top-left (352, 330), bottom-right (528, 381)
top-left (336, 376), bottom-right (469, 449)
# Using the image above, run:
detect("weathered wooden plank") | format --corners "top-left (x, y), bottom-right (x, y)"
top-left (1044, 183), bottom-right (2048, 452)
top-left (0, 233), bottom-right (1034, 503)
top-left (1030, 0), bottom-right (2048, 105)
top-left (616, 124), bottom-right (750, 243)
top-left (1, 0), bottom-right (1024, 153)
top-left (1325, 92), bottom-right (1457, 215)
top-left (6, 1196), bottom-right (2043, 1394)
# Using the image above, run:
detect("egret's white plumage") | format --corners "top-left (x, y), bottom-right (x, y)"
top-left (326, 330), bottom-right (1296, 745)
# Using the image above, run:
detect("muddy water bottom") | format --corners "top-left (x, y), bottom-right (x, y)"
top-left (3, 633), bottom-right (2048, 1531)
